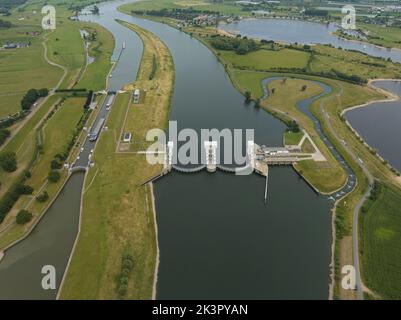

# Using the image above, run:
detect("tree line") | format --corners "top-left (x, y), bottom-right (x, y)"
top-left (210, 35), bottom-right (259, 55)
top-left (21, 88), bottom-right (48, 111)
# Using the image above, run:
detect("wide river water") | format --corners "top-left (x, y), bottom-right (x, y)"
top-left (1, 0), bottom-right (398, 300)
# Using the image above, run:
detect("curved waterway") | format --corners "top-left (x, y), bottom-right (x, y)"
top-left (220, 19), bottom-right (401, 63)
top-left (345, 80), bottom-right (401, 172)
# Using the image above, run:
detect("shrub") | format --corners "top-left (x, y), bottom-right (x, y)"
top-left (48, 170), bottom-right (61, 183)
top-left (0, 151), bottom-right (17, 172)
top-left (51, 159), bottom-right (63, 170)
top-left (0, 129), bottom-right (10, 146)
top-left (15, 184), bottom-right (33, 195)
top-left (36, 191), bottom-right (49, 203)
top-left (16, 209), bottom-right (33, 225)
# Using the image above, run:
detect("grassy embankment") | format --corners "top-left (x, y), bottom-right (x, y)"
top-left (60, 21), bottom-right (174, 300)
top-left (0, 3), bottom-right (114, 249)
top-left (335, 23), bottom-right (401, 50)
top-left (120, 4), bottom-right (401, 299)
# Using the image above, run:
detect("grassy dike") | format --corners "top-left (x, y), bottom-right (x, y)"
top-left (119, 4), bottom-right (401, 299)
top-left (60, 22), bottom-right (174, 299)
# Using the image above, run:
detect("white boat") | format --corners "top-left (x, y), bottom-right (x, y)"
top-left (122, 41), bottom-right (126, 49)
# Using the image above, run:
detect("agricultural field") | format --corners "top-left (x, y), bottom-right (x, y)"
top-left (0, 19), bottom-right (62, 118)
top-left (360, 184), bottom-right (401, 299)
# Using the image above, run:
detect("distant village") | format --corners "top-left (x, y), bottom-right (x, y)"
top-left (1, 42), bottom-right (30, 50)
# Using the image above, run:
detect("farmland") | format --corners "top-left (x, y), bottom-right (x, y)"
top-left (360, 184), bottom-right (401, 299)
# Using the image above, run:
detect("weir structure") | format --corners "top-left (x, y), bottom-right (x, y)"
top-left (139, 140), bottom-right (305, 203)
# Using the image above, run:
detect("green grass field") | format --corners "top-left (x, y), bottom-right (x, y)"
top-left (284, 130), bottom-right (303, 145)
top-left (360, 184), bottom-right (401, 299)
top-left (29, 97), bottom-right (85, 189)
top-left (219, 48), bottom-right (310, 71)
top-left (0, 35), bottom-right (62, 118)
top-left (310, 45), bottom-right (401, 81)
top-left (77, 24), bottom-right (114, 91)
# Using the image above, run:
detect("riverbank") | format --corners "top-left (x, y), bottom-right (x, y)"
top-left (60, 21), bottom-right (175, 299)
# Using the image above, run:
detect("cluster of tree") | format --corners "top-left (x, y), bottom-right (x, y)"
top-left (0, 151), bottom-right (16, 172)
top-left (0, 128), bottom-right (10, 146)
top-left (369, 181), bottom-right (382, 202)
top-left (0, 110), bottom-right (29, 130)
top-left (287, 120), bottom-right (300, 133)
top-left (36, 191), bottom-right (49, 203)
top-left (0, 171), bottom-right (33, 224)
top-left (361, 181), bottom-right (382, 214)
top-left (330, 69), bottom-right (366, 84)
top-left (21, 88), bottom-right (48, 111)
top-left (304, 9), bottom-right (329, 17)
top-left (0, 19), bottom-right (11, 28)
top-left (48, 170), bottom-right (60, 183)
top-left (117, 253), bottom-right (134, 298)
top-left (210, 36), bottom-right (259, 55)
top-left (16, 209), bottom-right (32, 225)
top-left (131, 8), bottom-right (216, 21)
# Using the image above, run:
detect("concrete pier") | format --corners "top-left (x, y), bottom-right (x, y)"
top-left (264, 165), bottom-right (269, 204)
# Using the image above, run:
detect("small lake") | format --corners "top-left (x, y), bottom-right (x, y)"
top-left (220, 19), bottom-right (401, 63)
top-left (346, 80), bottom-right (401, 172)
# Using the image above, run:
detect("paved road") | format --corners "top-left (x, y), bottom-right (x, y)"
top-left (320, 83), bottom-right (374, 300)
